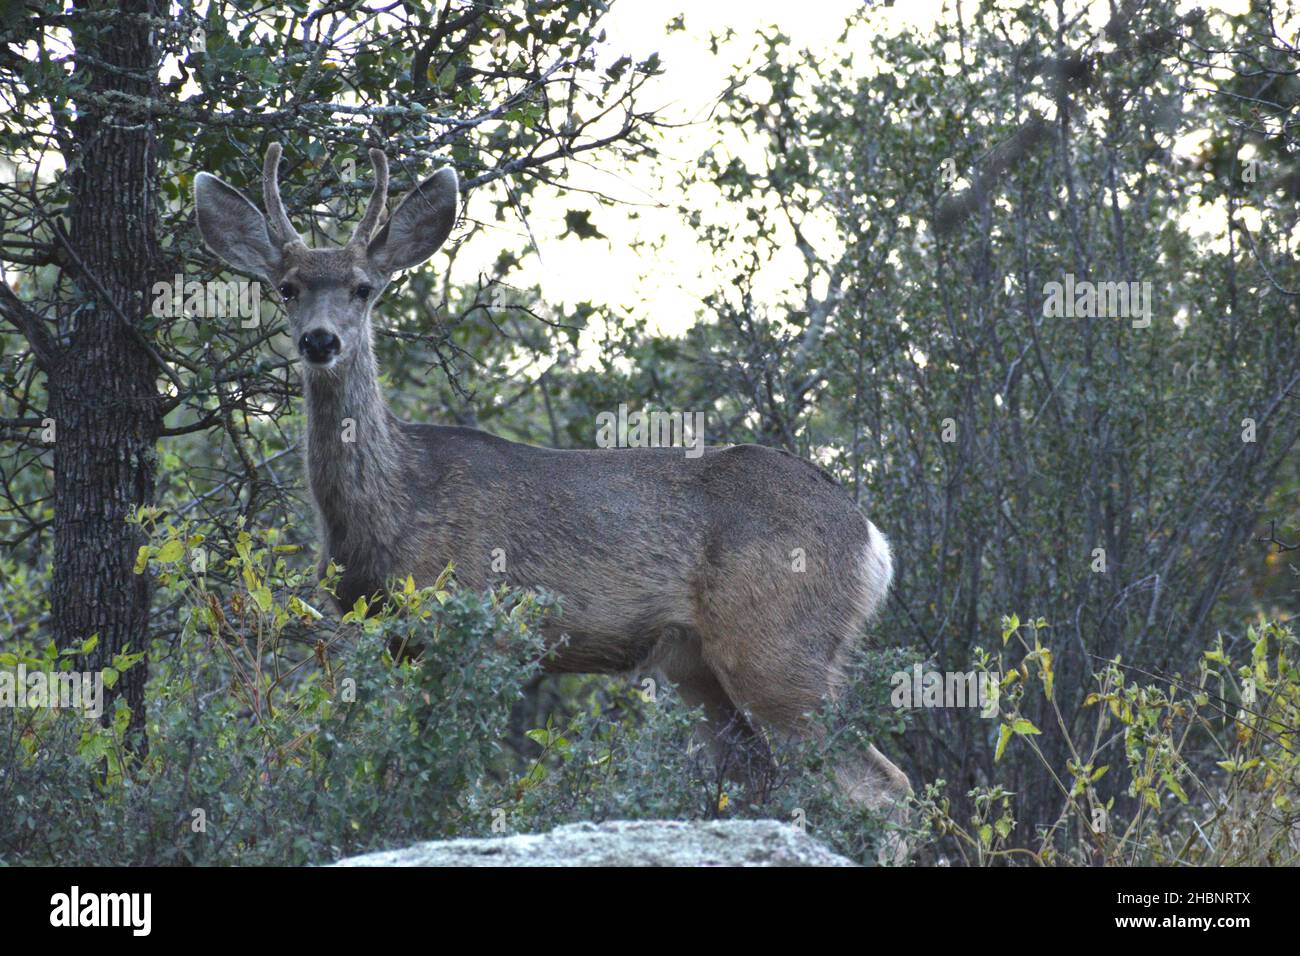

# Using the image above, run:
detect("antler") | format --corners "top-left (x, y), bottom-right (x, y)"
top-left (348, 148), bottom-right (389, 248)
top-left (262, 143), bottom-right (304, 248)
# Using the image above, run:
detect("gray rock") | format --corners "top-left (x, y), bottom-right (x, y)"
top-left (331, 819), bottom-right (856, 867)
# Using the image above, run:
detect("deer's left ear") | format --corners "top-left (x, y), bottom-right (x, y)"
top-left (367, 167), bottom-right (459, 273)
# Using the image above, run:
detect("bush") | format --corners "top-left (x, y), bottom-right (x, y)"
top-left (0, 515), bottom-right (551, 865)
top-left (916, 616), bottom-right (1300, 865)
top-left (0, 514), bottom-right (915, 866)
top-left (496, 644), bottom-right (916, 865)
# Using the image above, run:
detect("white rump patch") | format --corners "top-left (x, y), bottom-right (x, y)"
top-left (857, 521), bottom-right (894, 623)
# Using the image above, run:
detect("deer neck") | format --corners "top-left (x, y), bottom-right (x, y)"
top-left (302, 340), bottom-right (408, 572)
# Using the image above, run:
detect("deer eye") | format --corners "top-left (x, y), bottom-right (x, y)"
top-left (353, 284), bottom-right (373, 301)
top-left (278, 283), bottom-right (298, 301)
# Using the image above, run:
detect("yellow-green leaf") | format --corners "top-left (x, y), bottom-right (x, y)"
top-left (1001, 613), bottom-right (1019, 645)
top-left (1161, 772), bottom-right (1189, 804)
top-left (995, 723), bottom-right (1013, 762)
top-left (156, 538), bottom-right (185, 564)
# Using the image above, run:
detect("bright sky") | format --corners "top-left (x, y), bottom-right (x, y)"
top-left (10, 0), bottom-right (1266, 340)
top-left (457, 0), bottom-right (879, 338)
top-left (452, 0), bottom-right (1263, 343)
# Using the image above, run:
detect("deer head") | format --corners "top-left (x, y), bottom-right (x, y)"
top-left (194, 144), bottom-right (458, 369)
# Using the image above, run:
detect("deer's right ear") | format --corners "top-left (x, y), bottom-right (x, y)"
top-left (194, 173), bottom-right (282, 279)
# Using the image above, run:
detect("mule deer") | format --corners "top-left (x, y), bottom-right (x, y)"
top-left (195, 145), bottom-right (911, 855)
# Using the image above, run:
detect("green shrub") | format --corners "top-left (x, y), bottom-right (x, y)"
top-left (0, 516), bottom-right (550, 865)
top-left (916, 616), bottom-right (1300, 865)
top-left (495, 645), bottom-right (916, 865)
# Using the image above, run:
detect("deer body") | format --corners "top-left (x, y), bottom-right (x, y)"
top-left (196, 146), bottom-right (911, 855)
top-left (310, 388), bottom-right (889, 684)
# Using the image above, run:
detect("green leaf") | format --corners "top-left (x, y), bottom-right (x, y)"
top-left (1252, 628), bottom-right (1268, 683)
top-left (156, 538), bottom-right (185, 564)
top-left (1161, 772), bottom-right (1189, 804)
top-left (995, 723), bottom-right (1012, 762)
top-left (1001, 613), bottom-right (1019, 645)
top-left (561, 209), bottom-right (606, 241)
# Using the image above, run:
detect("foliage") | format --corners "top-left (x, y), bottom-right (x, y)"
top-left (1, 515), bottom-right (1295, 866)
top-left (918, 616), bottom-right (1300, 865)
top-left (0, 518), bottom-right (551, 865)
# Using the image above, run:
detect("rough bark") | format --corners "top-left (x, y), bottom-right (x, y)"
top-left (50, 0), bottom-right (164, 746)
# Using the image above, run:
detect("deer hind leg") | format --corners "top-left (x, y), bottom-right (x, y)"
top-left (705, 643), bottom-right (912, 863)
top-left (691, 589), bottom-right (913, 862)
top-left (647, 629), bottom-right (775, 801)
top-left (834, 743), bottom-right (913, 865)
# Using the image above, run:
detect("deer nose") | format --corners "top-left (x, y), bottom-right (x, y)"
top-left (298, 329), bottom-right (341, 364)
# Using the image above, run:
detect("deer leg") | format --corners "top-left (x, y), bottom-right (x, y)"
top-left (676, 673), bottom-right (775, 803)
top-left (720, 668), bottom-right (912, 862)
top-left (649, 632), bottom-right (775, 800)
top-left (695, 626), bottom-right (913, 863)
top-left (834, 743), bottom-right (913, 865)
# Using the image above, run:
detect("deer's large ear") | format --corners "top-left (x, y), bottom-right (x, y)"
top-left (367, 167), bottom-right (458, 273)
top-left (194, 172), bottom-right (282, 279)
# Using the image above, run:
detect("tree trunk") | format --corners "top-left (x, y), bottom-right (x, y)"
top-left (51, 0), bottom-right (164, 747)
